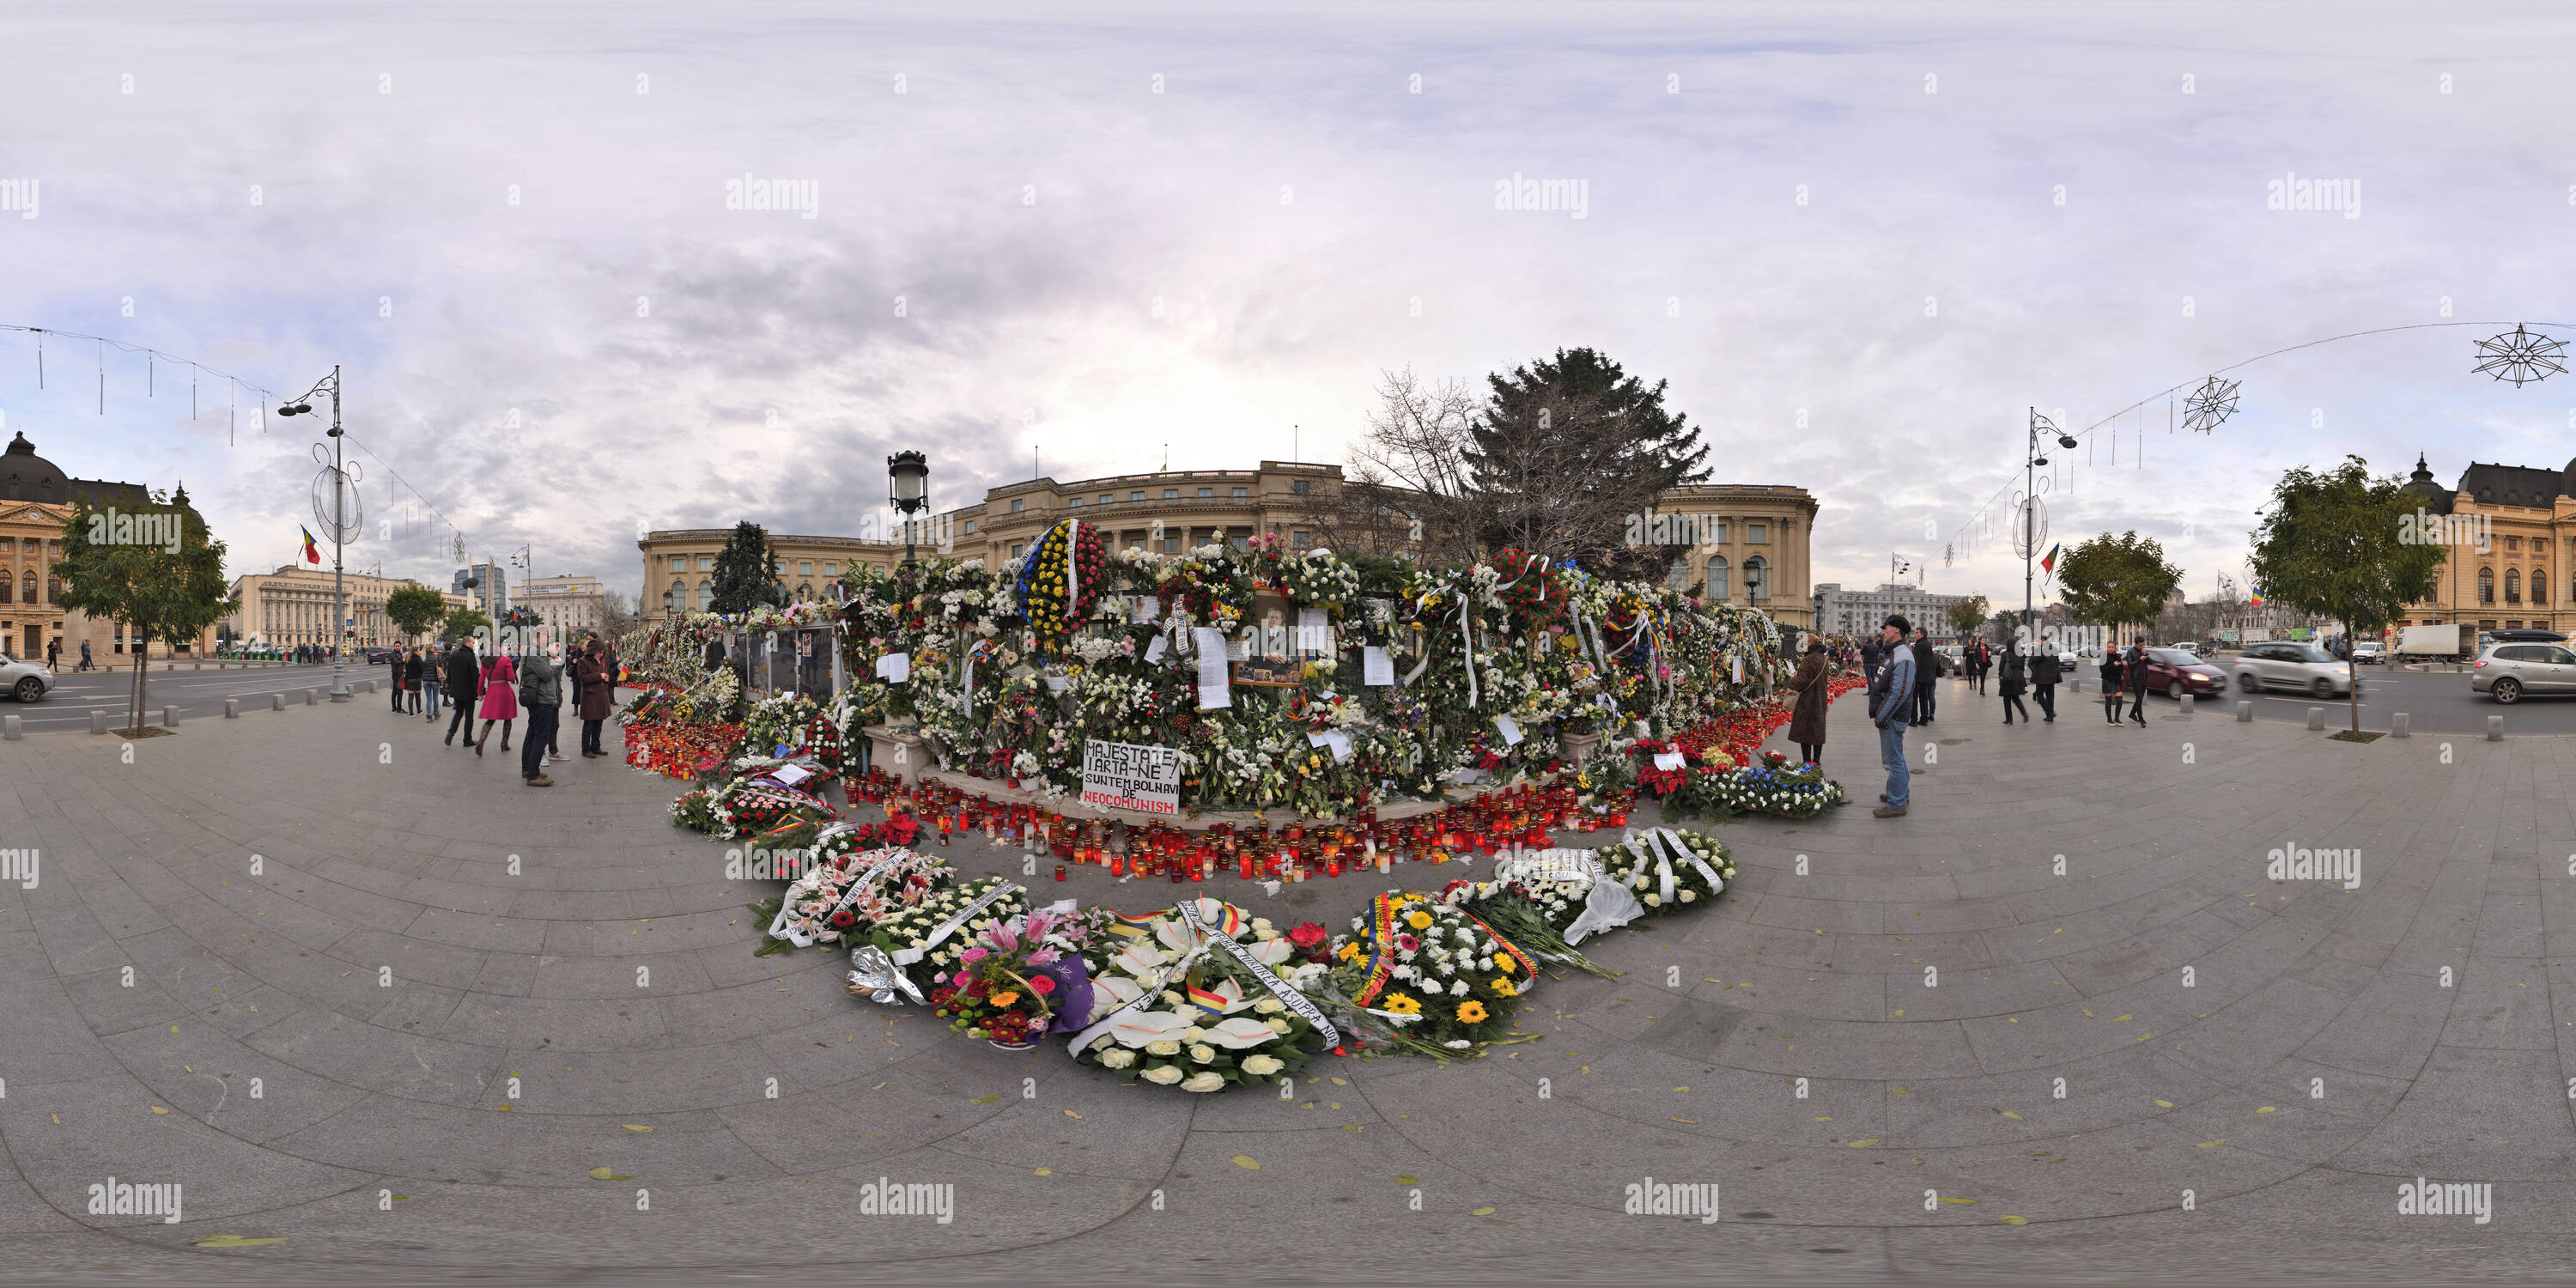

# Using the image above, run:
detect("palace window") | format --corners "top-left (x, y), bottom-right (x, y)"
top-left (1010, 498), bottom-right (1024, 513)
top-left (1706, 556), bottom-right (1729, 598)
top-left (2478, 568), bottom-right (2494, 603)
top-left (2532, 567), bottom-right (2547, 605)
top-left (1231, 486), bottom-right (1248, 498)
top-left (823, 562), bottom-right (838, 575)
top-left (18, 570), bottom-right (31, 604)
top-left (1747, 522), bottom-right (1768, 544)
top-left (1131, 491), bottom-right (1146, 502)
top-left (670, 556), bottom-right (685, 572)
top-left (963, 519), bottom-right (975, 534)
top-left (1163, 488), bottom-right (1179, 501)
top-left (798, 562), bottom-right (812, 575)
top-left (2506, 569), bottom-right (2522, 603)
top-left (1100, 494), bottom-right (1115, 506)
top-left (1292, 531), bottom-right (1310, 548)
top-left (1665, 559), bottom-right (1691, 590)
top-left (1067, 497), bottom-right (1081, 508)
top-left (1198, 487), bottom-right (1213, 498)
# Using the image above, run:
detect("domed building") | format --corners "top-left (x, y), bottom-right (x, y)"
top-left (0, 430), bottom-right (213, 664)
top-left (2397, 452), bottom-right (2574, 634)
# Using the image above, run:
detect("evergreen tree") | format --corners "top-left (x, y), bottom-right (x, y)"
top-left (1466, 347), bottom-right (1711, 578)
top-left (709, 521), bottom-right (781, 614)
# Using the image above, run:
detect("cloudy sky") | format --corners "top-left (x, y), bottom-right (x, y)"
top-left (3, 0), bottom-right (2573, 607)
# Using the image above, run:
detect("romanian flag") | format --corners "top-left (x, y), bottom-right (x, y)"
top-left (2249, 588), bottom-right (2264, 608)
top-left (2039, 543), bottom-right (2061, 575)
top-left (299, 526), bottom-right (321, 565)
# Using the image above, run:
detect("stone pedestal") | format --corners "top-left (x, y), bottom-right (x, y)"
top-left (864, 725), bottom-right (928, 782)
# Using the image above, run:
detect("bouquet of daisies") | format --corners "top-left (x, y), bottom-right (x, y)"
top-left (865, 876), bottom-right (1032, 992)
top-left (1068, 898), bottom-right (1330, 1092)
top-left (1326, 891), bottom-right (1539, 1057)
top-left (1443, 853), bottom-right (1625, 978)
top-left (750, 843), bottom-right (952, 955)
top-left (1594, 829), bottom-right (1735, 916)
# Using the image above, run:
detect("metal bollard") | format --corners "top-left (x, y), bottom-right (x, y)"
top-left (2179, 695), bottom-right (2194, 714)
top-left (2488, 714), bottom-right (2504, 742)
top-left (271, 693), bottom-right (286, 712)
top-left (2390, 713), bottom-right (2409, 738)
top-left (3, 714), bottom-right (20, 740)
top-left (305, 689), bottom-right (319, 706)
top-left (2306, 707), bottom-right (2324, 731)
top-left (225, 697), bottom-right (240, 720)
top-left (2237, 701), bottom-right (2253, 722)
top-left (91, 710), bottom-right (109, 734)
top-left (162, 706), bottom-right (178, 727)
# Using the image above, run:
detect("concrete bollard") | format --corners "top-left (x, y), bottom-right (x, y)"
top-left (3, 714), bottom-right (20, 740)
top-left (162, 706), bottom-right (178, 727)
top-left (2179, 695), bottom-right (2195, 714)
top-left (2390, 713), bottom-right (2409, 738)
top-left (305, 689), bottom-right (319, 706)
top-left (2306, 707), bottom-right (2325, 731)
top-left (90, 710), bottom-right (109, 734)
top-left (225, 697), bottom-right (240, 720)
top-left (271, 693), bottom-right (285, 711)
top-left (2488, 714), bottom-right (2504, 742)
top-left (2237, 701), bottom-right (2254, 722)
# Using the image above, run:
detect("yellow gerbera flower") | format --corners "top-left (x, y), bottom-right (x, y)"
top-left (1405, 909), bottom-right (1433, 930)
top-left (1489, 976), bottom-right (1517, 997)
top-left (1382, 993), bottom-right (1423, 1016)
top-left (1336, 941), bottom-right (1363, 963)
top-left (1455, 999), bottom-right (1488, 1024)
top-left (1495, 955), bottom-right (1518, 975)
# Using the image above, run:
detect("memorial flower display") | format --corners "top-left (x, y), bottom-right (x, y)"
top-left (1070, 897), bottom-right (1330, 1091)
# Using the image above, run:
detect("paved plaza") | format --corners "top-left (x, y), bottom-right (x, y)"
top-left (1, 679), bottom-right (2573, 1284)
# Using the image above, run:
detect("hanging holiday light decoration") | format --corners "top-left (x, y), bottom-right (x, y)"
top-left (2180, 375), bottom-right (2240, 434)
top-left (2471, 324), bottom-right (2568, 387)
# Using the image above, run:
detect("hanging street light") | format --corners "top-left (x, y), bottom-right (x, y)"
top-left (888, 450), bottom-right (930, 569)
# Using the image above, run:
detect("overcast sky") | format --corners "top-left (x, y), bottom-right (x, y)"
top-left (3, 1), bottom-right (2573, 607)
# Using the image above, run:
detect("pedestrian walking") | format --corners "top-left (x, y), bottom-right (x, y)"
top-left (389, 647), bottom-right (408, 712)
top-left (422, 641), bottom-right (444, 720)
top-left (2101, 648), bottom-right (2127, 724)
top-left (575, 641), bottom-right (613, 756)
top-left (444, 640), bottom-right (483, 747)
top-left (518, 647), bottom-right (562, 787)
top-left (1910, 628), bottom-right (1939, 726)
top-left (2031, 637), bottom-right (2061, 721)
top-left (2124, 639), bottom-right (2150, 726)
top-left (403, 647), bottom-right (427, 714)
top-left (1785, 638), bottom-right (1832, 766)
top-left (1999, 642), bottom-right (2030, 724)
top-left (476, 649), bottom-right (519, 757)
top-left (545, 643), bottom-right (570, 764)
top-left (1869, 615), bottom-right (1917, 818)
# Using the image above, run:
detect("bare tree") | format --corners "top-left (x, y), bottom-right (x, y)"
top-left (1332, 368), bottom-right (1485, 565)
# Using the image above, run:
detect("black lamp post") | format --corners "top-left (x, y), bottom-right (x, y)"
top-left (888, 450), bottom-right (930, 569)
top-left (276, 368), bottom-right (351, 702)
top-left (2020, 408), bottom-right (2081, 646)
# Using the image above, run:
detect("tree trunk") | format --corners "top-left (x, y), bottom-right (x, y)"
top-left (2346, 617), bottom-right (2360, 734)
top-left (131, 644), bottom-right (149, 732)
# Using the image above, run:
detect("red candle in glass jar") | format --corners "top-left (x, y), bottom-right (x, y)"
top-left (1054, 864), bottom-right (1066, 882)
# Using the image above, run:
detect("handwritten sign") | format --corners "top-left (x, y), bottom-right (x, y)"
top-left (1082, 739), bottom-right (1182, 816)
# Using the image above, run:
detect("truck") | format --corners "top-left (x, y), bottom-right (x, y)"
top-left (2394, 623), bottom-right (2476, 659)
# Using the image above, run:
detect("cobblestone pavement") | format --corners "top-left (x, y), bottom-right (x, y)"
top-left (1, 682), bottom-right (2573, 1284)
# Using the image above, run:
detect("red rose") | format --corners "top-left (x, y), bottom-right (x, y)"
top-left (1027, 974), bottom-right (1056, 994)
top-left (1287, 921), bottom-right (1327, 949)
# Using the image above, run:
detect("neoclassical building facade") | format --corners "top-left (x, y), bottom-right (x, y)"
top-left (2397, 454), bottom-right (2575, 633)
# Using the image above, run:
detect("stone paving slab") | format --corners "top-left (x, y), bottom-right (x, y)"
top-left (0, 678), bottom-right (2573, 1282)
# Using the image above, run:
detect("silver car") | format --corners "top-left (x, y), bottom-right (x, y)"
top-left (2470, 642), bottom-right (2576, 703)
top-left (2233, 641), bottom-right (2352, 697)
top-left (0, 653), bottom-right (54, 702)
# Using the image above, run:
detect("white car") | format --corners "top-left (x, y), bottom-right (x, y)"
top-left (2349, 641), bottom-right (2385, 665)
top-left (0, 653), bottom-right (54, 702)
top-left (2233, 640), bottom-right (2353, 697)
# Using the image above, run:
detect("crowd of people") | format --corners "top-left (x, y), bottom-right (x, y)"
top-left (387, 635), bottom-right (624, 787)
top-left (1783, 623), bottom-right (2168, 822)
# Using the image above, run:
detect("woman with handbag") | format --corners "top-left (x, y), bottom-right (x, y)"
top-left (475, 648), bottom-right (520, 756)
top-left (1998, 643), bottom-right (2030, 724)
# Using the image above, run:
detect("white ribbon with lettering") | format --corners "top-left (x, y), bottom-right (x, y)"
top-left (1176, 900), bottom-right (1339, 1048)
top-left (767, 844), bottom-right (914, 949)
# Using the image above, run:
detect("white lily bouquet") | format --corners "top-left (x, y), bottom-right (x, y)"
top-left (1068, 897), bottom-right (1334, 1092)
top-left (762, 844), bottom-right (951, 951)
top-left (867, 876), bottom-right (1032, 987)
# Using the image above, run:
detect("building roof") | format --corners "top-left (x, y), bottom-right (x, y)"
top-left (0, 431), bottom-right (155, 508)
top-left (2401, 454), bottom-right (2453, 514)
top-left (2454, 460), bottom-right (2568, 509)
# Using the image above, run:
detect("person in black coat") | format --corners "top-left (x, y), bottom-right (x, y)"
top-left (1999, 643), bottom-right (2030, 723)
top-left (403, 647), bottom-right (427, 714)
top-left (2030, 638), bottom-right (2062, 721)
top-left (2100, 648), bottom-right (2126, 724)
top-left (443, 641), bottom-right (483, 748)
top-left (2123, 640), bottom-right (2150, 726)
top-left (1910, 629), bottom-right (1939, 725)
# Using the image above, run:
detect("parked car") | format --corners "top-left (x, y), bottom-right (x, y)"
top-left (363, 647), bottom-right (400, 665)
top-left (2139, 647), bottom-right (2229, 700)
top-left (2349, 641), bottom-right (2385, 665)
top-left (0, 652), bottom-right (55, 702)
top-left (2167, 641), bottom-right (2203, 659)
top-left (2233, 640), bottom-right (2354, 697)
top-left (2470, 642), bottom-right (2576, 703)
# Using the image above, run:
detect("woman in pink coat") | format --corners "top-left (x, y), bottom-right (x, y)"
top-left (474, 650), bottom-right (521, 756)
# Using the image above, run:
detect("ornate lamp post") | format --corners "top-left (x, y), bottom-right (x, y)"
top-left (277, 368), bottom-right (357, 702)
top-left (888, 450), bottom-right (930, 569)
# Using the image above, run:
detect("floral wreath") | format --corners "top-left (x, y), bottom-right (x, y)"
top-left (1016, 519), bottom-right (1109, 653)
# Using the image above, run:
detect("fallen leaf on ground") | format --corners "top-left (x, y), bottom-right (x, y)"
top-left (193, 1235), bottom-right (285, 1247)
top-left (1395, 1174), bottom-right (1418, 1185)
top-left (623, 1124), bottom-right (653, 1132)
top-left (1233, 1155), bottom-right (1261, 1170)
top-left (587, 1167), bottom-right (631, 1180)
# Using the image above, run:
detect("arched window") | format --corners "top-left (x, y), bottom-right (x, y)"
top-left (696, 579), bottom-right (711, 611)
top-left (2506, 569), bottom-right (2521, 602)
top-left (1665, 559), bottom-right (1691, 590)
top-left (1705, 556), bottom-right (1729, 598)
top-left (0, 573), bottom-right (10, 604)
top-left (2478, 567), bottom-right (2495, 603)
top-left (47, 574), bottom-right (61, 601)
top-left (2534, 568), bottom-right (2549, 605)
top-left (18, 570), bottom-right (32, 604)
top-left (1744, 556), bottom-right (1768, 601)
top-left (666, 580), bottom-right (684, 616)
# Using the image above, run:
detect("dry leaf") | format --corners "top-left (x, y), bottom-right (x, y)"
top-left (622, 1124), bottom-right (653, 1132)
top-left (587, 1166), bottom-right (631, 1180)
top-left (1471, 1206), bottom-right (1497, 1216)
top-left (193, 1235), bottom-right (285, 1247)
top-left (1232, 1155), bottom-right (1261, 1170)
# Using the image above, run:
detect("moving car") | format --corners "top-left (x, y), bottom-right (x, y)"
top-left (0, 652), bottom-right (55, 702)
top-left (2138, 647), bottom-right (2229, 700)
top-left (2349, 641), bottom-right (2384, 665)
top-left (2470, 641), bottom-right (2576, 703)
top-left (2233, 640), bottom-right (2354, 697)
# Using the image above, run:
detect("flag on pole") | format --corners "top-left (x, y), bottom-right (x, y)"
top-left (2249, 587), bottom-right (2264, 608)
top-left (300, 526), bottom-right (321, 565)
top-left (2039, 543), bottom-right (2061, 575)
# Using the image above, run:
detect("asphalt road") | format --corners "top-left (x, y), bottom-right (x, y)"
top-left (3, 662), bottom-right (404, 731)
top-left (1935, 659), bottom-right (2576, 735)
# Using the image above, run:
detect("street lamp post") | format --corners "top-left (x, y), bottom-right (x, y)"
top-left (888, 451), bottom-right (930, 569)
top-left (2023, 408), bottom-right (2081, 648)
top-left (276, 368), bottom-right (352, 702)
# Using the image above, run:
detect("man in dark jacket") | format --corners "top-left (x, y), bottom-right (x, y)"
top-left (519, 649), bottom-right (562, 786)
top-left (2030, 637), bottom-right (2062, 721)
top-left (1868, 616), bottom-right (1916, 818)
top-left (1910, 629), bottom-right (1939, 725)
top-left (443, 640), bottom-right (483, 747)
top-left (2123, 639), bottom-right (2150, 726)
